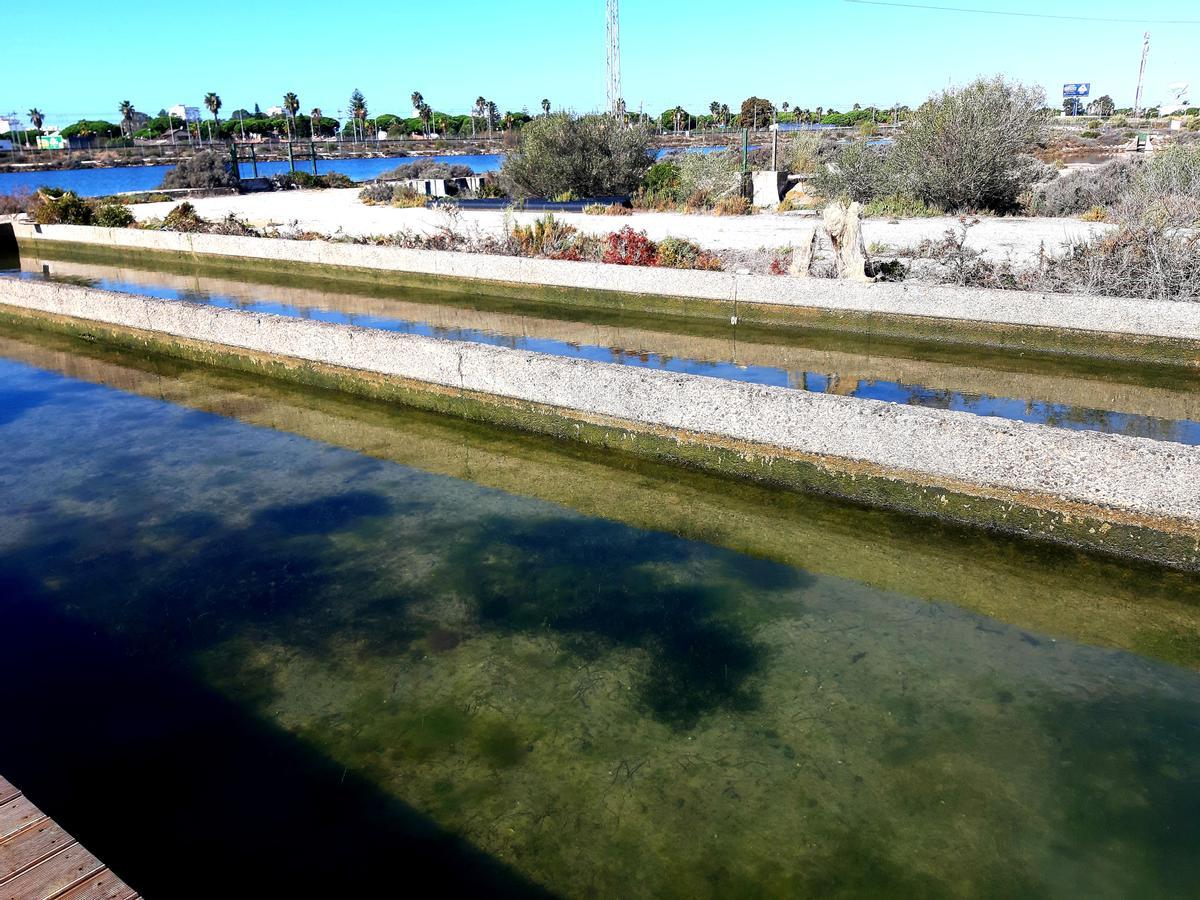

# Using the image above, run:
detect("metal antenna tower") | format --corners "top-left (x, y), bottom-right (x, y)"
top-left (1133, 31), bottom-right (1150, 118)
top-left (606, 0), bottom-right (622, 116)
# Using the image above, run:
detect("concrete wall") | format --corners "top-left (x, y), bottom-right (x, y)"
top-left (2, 277), bottom-right (1198, 534)
top-left (14, 222), bottom-right (1200, 343)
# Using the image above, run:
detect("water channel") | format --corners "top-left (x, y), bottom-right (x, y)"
top-left (0, 250), bottom-right (1197, 898)
top-left (5, 250), bottom-right (1199, 446)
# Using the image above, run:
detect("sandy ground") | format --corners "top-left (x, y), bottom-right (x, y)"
top-left (128, 188), bottom-right (1112, 263)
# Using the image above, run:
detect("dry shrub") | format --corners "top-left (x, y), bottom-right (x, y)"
top-left (656, 237), bottom-right (722, 270)
top-left (584, 203), bottom-right (631, 216)
top-left (0, 189), bottom-right (33, 215)
top-left (1033, 228), bottom-right (1200, 301)
top-left (713, 196), bottom-right (751, 216)
top-left (1029, 159), bottom-right (1139, 217)
top-left (511, 214), bottom-right (581, 257)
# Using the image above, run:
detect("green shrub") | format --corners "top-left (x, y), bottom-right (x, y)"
top-left (892, 76), bottom-right (1047, 213)
top-left (501, 113), bottom-right (655, 199)
top-left (379, 160), bottom-right (474, 180)
top-left (31, 190), bottom-right (94, 225)
top-left (159, 151), bottom-right (238, 190)
top-left (94, 202), bottom-right (134, 228)
top-left (861, 194), bottom-right (940, 218)
top-left (813, 141), bottom-right (896, 204)
top-left (675, 150), bottom-right (742, 204)
top-left (642, 160), bottom-right (681, 197)
top-left (161, 202), bottom-right (208, 232)
top-left (1080, 130), bottom-right (1100, 138)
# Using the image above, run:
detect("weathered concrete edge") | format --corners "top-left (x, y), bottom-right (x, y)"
top-left (14, 222), bottom-right (1200, 343)
top-left (1, 278), bottom-right (1198, 569)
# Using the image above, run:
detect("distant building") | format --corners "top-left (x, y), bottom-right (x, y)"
top-left (168, 104), bottom-right (201, 123)
top-left (266, 105), bottom-right (284, 117)
top-left (0, 115), bottom-right (25, 135)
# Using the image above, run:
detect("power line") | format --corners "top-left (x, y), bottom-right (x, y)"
top-left (843, 0), bottom-right (1200, 25)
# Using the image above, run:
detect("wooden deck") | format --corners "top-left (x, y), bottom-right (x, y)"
top-left (0, 776), bottom-right (138, 900)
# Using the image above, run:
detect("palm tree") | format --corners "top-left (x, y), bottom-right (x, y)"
top-left (541, 98), bottom-right (551, 116)
top-left (118, 100), bottom-right (135, 140)
top-left (485, 101), bottom-right (498, 135)
top-left (673, 105), bottom-right (684, 132)
top-left (709, 101), bottom-right (720, 128)
top-left (282, 92), bottom-right (300, 139)
top-left (310, 107), bottom-right (322, 138)
top-left (720, 103), bottom-right (730, 127)
top-left (411, 91), bottom-right (424, 134)
top-left (474, 95), bottom-right (486, 136)
top-left (204, 92), bottom-right (221, 143)
top-left (349, 89), bottom-right (367, 142)
top-left (28, 108), bottom-right (44, 132)
top-left (418, 103), bottom-right (433, 137)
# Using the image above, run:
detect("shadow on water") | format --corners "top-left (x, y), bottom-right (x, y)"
top-left (426, 514), bottom-right (801, 728)
top-left (0, 570), bottom-right (554, 898)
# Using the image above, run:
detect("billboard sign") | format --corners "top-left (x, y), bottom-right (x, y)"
top-left (1063, 83), bottom-right (1091, 98)
top-left (37, 134), bottom-right (65, 150)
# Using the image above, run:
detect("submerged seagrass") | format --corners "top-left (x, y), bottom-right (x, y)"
top-left (0, 337), bottom-right (1197, 898)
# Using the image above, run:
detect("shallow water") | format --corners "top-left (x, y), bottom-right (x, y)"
top-left (0, 152), bottom-right (503, 198)
top-left (0, 334), bottom-right (1197, 898)
top-left (7, 253), bottom-right (1200, 446)
top-left (0, 146), bottom-right (700, 198)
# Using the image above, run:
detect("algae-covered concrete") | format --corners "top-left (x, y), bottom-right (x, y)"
top-left (13, 222), bottom-right (1200, 346)
top-left (1, 276), bottom-right (1198, 567)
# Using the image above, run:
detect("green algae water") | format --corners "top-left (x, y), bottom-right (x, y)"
top-left (0, 331), bottom-right (1198, 899)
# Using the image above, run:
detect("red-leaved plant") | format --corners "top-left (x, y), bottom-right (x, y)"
top-left (602, 226), bottom-right (658, 266)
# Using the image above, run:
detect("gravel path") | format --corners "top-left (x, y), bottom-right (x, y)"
top-left (128, 189), bottom-right (1112, 264)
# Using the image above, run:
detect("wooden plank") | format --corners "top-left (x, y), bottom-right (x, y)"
top-left (0, 797), bottom-right (45, 841)
top-left (0, 780), bottom-right (18, 806)
top-left (0, 844), bottom-right (105, 900)
top-left (53, 868), bottom-right (138, 900)
top-left (0, 820), bottom-right (77, 883)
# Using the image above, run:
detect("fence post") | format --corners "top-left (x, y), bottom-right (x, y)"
top-left (250, 145), bottom-right (258, 178)
top-left (229, 142), bottom-right (241, 185)
top-left (741, 128), bottom-right (750, 198)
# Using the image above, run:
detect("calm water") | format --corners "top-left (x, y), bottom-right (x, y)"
top-left (0, 146), bottom-right (714, 198)
top-left (0, 153), bottom-right (503, 198)
top-left (7, 256), bottom-right (1199, 446)
top-left (0, 335), bottom-right (1197, 898)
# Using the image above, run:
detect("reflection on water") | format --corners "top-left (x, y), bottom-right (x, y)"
top-left (6, 256), bottom-right (1200, 446)
top-left (0, 346), bottom-right (1197, 898)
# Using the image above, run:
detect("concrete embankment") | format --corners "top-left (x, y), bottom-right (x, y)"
top-left (21, 254), bottom-right (1200, 425)
top-left (1, 276), bottom-right (1197, 568)
top-left (13, 222), bottom-right (1200, 364)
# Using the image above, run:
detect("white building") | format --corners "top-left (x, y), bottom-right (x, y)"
top-left (0, 114), bottom-right (26, 135)
top-left (168, 105), bottom-right (201, 123)
top-left (266, 105), bottom-right (284, 117)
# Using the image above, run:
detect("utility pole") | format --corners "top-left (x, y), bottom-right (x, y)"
top-left (606, 0), bottom-right (622, 117)
top-left (1133, 31), bottom-right (1150, 118)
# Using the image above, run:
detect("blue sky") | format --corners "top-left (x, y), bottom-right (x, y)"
top-left (5, 0), bottom-right (1199, 127)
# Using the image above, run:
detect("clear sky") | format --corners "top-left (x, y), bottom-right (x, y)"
top-left (5, 0), bottom-right (1199, 127)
